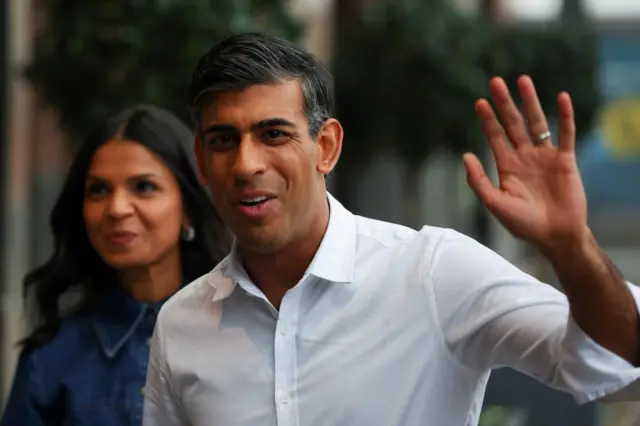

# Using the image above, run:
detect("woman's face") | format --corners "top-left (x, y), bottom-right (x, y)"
top-left (83, 139), bottom-right (186, 271)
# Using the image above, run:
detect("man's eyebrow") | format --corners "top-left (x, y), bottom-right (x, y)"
top-left (201, 124), bottom-right (237, 135)
top-left (253, 118), bottom-right (297, 129)
top-left (201, 118), bottom-right (297, 135)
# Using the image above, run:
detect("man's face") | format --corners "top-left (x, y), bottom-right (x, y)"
top-left (195, 80), bottom-right (340, 254)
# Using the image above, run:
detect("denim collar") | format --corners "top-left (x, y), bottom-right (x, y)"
top-left (90, 285), bottom-right (168, 358)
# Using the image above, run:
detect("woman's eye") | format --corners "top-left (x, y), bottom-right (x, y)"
top-left (86, 182), bottom-right (107, 197)
top-left (134, 180), bottom-right (158, 193)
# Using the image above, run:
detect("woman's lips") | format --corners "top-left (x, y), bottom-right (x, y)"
top-left (105, 231), bottom-right (138, 246)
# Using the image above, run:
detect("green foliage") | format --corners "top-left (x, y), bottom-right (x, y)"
top-left (334, 1), bottom-right (493, 168)
top-left (27, 0), bottom-right (303, 142)
top-left (479, 406), bottom-right (526, 426)
top-left (486, 22), bottom-right (599, 141)
top-left (333, 0), bottom-right (600, 169)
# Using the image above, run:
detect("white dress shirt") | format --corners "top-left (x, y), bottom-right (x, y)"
top-left (143, 193), bottom-right (640, 426)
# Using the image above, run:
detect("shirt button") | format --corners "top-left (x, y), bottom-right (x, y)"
top-left (281, 398), bottom-right (288, 405)
top-left (146, 337), bottom-right (151, 346)
top-left (140, 387), bottom-right (145, 396)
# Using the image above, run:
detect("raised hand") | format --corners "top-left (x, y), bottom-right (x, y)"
top-left (464, 75), bottom-right (589, 250)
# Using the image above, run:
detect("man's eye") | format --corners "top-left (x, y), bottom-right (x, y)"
top-left (264, 130), bottom-right (289, 141)
top-left (209, 134), bottom-right (237, 148)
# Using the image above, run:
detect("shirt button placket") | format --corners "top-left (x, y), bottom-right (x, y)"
top-left (274, 290), bottom-right (299, 426)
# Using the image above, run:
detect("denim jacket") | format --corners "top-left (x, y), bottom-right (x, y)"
top-left (1, 286), bottom-right (167, 426)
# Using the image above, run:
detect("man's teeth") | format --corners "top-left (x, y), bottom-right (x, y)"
top-left (241, 196), bottom-right (269, 204)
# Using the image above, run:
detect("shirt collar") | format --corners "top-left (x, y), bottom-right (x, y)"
top-left (90, 284), bottom-right (167, 358)
top-left (208, 192), bottom-right (357, 302)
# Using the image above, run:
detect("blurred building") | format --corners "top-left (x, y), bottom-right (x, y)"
top-left (1, 0), bottom-right (640, 424)
top-left (2, 0), bottom-right (33, 407)
top-left (0, 0), bottom-right (7, 411)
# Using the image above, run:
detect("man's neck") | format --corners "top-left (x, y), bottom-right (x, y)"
top-left (240, 197), bottom-right (330, 308)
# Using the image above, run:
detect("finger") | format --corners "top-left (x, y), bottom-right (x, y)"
top-left (463, 153), bottom-right (499, 208)
top-left (489, 77), bottom-right (530, 149)
top-left (557, 92), bottom-right (576, 153)
top-left (517, 75), bottom-right (553, 148)
top-left (475, 99), bottom-right (510, 165)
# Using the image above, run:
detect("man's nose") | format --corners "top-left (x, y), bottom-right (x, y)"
top-left (106, 189), bottom-right (135, 218)
top-left (231, 137), bottom-right (268, 182)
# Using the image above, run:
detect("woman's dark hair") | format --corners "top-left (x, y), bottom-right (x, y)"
top-left (20, 104), bottom-right (231, 352)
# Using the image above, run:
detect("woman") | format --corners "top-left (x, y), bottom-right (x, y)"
top-left (1, 105), bottom-right (231, 426)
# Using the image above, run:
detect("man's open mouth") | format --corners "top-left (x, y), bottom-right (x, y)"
top-left (239, 196), bottom-right (273, 207)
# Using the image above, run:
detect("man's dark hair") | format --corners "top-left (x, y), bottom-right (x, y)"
top-left (187, 32), bottom-right (334, 138)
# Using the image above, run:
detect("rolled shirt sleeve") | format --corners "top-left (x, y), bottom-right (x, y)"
top-left (428, 229), bottom-right (640, 404)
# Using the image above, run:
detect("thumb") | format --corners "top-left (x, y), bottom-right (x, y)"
top-left (463, 153), bottom-right (498, 208)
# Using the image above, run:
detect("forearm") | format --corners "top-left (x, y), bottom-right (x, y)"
top-left (541, 229), bottom-right (639, 365)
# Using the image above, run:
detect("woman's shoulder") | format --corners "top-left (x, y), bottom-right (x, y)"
top-left (20, 310), bottom-right (95, 372)
top-left (10, 311), bottom-right (95, 405)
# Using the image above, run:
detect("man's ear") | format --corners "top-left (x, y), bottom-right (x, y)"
top-left (194, 135), bottom-right (208, 185)
top-left (316, 119), bottom-right (343, 175)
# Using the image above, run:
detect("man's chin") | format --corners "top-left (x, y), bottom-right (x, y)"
top-left (235, 231), bottom-right (287, 255)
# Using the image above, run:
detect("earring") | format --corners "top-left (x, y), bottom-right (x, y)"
top-left (181, 226), bottom-right (195, 242)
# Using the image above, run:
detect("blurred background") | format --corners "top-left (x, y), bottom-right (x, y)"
top-left (1, 0), bottom-right (640, 424)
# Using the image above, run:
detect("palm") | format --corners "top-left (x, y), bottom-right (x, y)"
top-left (465, 76), bottom-right (588, 248)
top-left (490, 146), bottom-right (586, 243)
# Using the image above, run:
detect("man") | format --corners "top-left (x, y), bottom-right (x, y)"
top-left (143, 33), bottom-right (640, 426)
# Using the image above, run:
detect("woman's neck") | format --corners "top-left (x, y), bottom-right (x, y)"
top-left (119, 252), bottom-right (183, 303)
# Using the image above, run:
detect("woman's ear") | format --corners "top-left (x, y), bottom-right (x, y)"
top-left (180, 216), bottom-right (195, 242)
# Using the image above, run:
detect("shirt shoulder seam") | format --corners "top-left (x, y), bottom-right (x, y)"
top-left (421, 228), bottom-right (484, 375)
top-left (352, 216), bottom-right (418, 249)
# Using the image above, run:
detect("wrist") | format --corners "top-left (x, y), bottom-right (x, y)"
top-left (537, 227), bottom-right (598, 268)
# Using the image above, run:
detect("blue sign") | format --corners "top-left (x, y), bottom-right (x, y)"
top-left (579, 31), bottom-right (640, 209)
